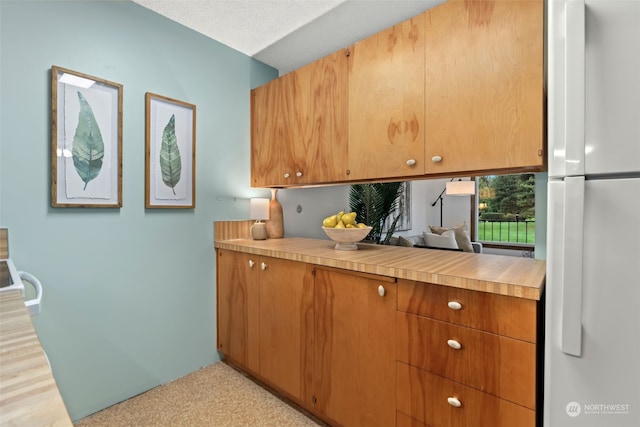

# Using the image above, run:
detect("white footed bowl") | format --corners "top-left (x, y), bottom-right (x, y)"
top-left (322, 226), bottom-right (373, 251)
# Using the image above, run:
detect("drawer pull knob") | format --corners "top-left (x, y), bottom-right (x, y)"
top-left (261, 262), bottom-right (267, 271)
top-left (432, 155), bottom-right (443, 163)
top-left (296, 171), bottom-right (303, 177)
top-left (248, 260), bottom-right (255, 268)
top-left (406, 159), bottom-right (417, 166)
top-left (447, 397), bottom-right (462, 408)
top-left (378, 285), bottom-right (386, 297)
top-left (448, 301), bottom-right (462, 310)
top-left (447, 339), bottom-right (462, 350)
top-left (284, 173), bottom-right (290, 179)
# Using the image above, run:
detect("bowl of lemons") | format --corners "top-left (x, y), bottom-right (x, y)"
top-left (322, 211), bottom-right (372, 251)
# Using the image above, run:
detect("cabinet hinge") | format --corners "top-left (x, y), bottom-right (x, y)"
top-left (538, 149), bottom-right (544, 157)
top-left (312, 268), bottom-right (316, 276)
top-left (346, 169), bottom-right (351, 176)
top-left (312, 395), bottom-right (317, 404)
top-left (345, 48), bottom-right (351, 57)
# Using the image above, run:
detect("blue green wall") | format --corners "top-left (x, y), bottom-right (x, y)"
top-left (0, 0), bottom-right (277, 420)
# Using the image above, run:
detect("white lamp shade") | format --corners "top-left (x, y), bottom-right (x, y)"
top-left (446, 180), bottom-right (475, 196)
top-left (249, 198), bottom-right (270, 220)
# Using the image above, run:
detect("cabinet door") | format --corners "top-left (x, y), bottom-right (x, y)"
top-left (348, 13), bottom-right (425, 180)
top-left (424, 0), bottom-right (544, 174)
top-left (285, 50), bottom-right (349, 185)
top-left (251, 50), bottom-right (348, 187)
top-left (216, 249), bottom-right (260, 374)
top-left (258, 257), bottom-right (314, 401)
top-left (251, 78), bottom-right (292, 187)
top-left (313, 268), bottom-right (397, 427)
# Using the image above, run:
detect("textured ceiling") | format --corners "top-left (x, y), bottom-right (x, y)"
top-left (131, 0), bottom-right (445, 74)
top-left (131, 0), bottom-right (347, 57)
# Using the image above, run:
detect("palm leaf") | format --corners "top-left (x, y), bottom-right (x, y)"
top-left (349, 182), bottom-right (403, 243)
top-left (160, 114), bottom-right (182, 195)
top-left (72, 91), bottom-right (104, 190)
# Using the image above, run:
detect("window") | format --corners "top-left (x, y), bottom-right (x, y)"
top-left (474, 173), bottom-right (535, 246)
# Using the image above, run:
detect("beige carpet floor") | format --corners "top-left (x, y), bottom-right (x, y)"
top-left (75, 362), bottom-right (324, 427)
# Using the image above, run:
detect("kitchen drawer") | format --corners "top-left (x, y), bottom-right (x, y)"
top-left (397, 312), bottom-right (536, 409)
top-left (397, 279), bottom-right (537, 342)
top-left (396, 362), bottom-right (535, 427)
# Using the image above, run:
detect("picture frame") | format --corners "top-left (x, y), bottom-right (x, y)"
top-left (145, 93), bottom-right (196, 209)
top-left (51, 66), bottom-right (123, 208)
top-left (385, 181), bottom-right (412, 232)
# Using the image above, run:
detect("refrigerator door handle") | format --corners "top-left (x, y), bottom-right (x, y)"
top-left (561, 176), bottom-right (585, 356)
top-left (565, 0), bottom-right (586, 176)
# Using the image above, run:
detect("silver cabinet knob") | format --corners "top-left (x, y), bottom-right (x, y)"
top-left (378, 285), bottom-right (386, 297)
top-left (283, 173), bottom-right (290, 179)
top-left (296, 171), bottom-right (303, 177)
top-left (431, 155), bottom-right (443, 163)
top-left (261, 262), bottom-right (267, 271)
top-left (406, 159), bottom-right (417, 166)
top-left (248, 260), bottom-right (255, 268)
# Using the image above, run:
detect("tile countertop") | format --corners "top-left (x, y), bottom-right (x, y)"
top-left (214, 237), bottom-right (546, 301)
top-left (0, 290), bottom-right (72, 426)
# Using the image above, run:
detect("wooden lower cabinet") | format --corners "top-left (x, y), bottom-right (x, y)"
top-left (397, 312), bottom-right (536, 409)
top-left (312, 268), bottom-right (397, 426)
top-left (216, 250), bottom-right (314, 401)
top-left (216, 249), bottom-right (260, 374)
top-left (397, 362), bottom-right (535, 427)
top-left (397, 279), bottom-right (537, 343)
top-left (396, 279), bottom-right (539, 427)
top-left (258, 257), bottom-right (314, 402)
top-left (217, 251), bottom-right (539, 427)
top-left (217, 254), bottom-right (397, 426)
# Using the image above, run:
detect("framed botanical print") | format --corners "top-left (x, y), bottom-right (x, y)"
top-left (51, 66), bottom-right (123, 207)
top-left (145, 93), bottom-right (196, 209)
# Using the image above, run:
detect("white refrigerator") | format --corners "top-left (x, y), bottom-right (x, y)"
top-left (545, 0), bottom-right (640, 426)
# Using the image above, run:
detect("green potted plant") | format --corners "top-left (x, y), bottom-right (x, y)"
top-left (348, 182), bottom-right (404, 244)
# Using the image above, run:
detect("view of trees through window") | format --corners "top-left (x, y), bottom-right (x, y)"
top-left (477, 173), bottom-right (535, 244)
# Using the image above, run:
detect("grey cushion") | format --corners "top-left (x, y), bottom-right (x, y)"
top-left (391, 233), bottom-right (482, 253)
top-left (396, 236), bottom-right (414, 247)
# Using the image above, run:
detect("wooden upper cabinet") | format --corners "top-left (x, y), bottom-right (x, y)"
top-left (251, 0), bottom-right (545, 187)
top-left (251, 78), bottom-right (287, 187)
top-left (251, 50), bottom-right (348, 187)
top-left (348, 13), bottom-right (426, 181)
top-left (424, 0), bottom-right (544, 175)
top-left (288, 50), bottom-right (349, 185)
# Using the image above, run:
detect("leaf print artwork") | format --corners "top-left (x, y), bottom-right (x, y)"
top-left (159, 114), bottom-right (182, 195)
top-left (72, 91), bottom-right (105, 190)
